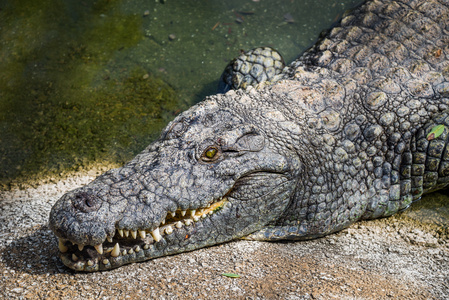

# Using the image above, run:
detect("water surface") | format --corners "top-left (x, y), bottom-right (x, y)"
top-left (0, 0), bottom-right (362, 186)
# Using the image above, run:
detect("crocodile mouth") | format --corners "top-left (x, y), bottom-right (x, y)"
top-left (57, 197), bottom-right (228, 271)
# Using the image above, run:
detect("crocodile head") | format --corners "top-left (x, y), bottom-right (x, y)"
top-left (49, 97), bottom-right (301, 271)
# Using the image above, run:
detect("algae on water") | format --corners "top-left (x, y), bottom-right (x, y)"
top-left (0, 0), bottom-right (363, 188)
top-left (0, 0), bottom-right (179, 188)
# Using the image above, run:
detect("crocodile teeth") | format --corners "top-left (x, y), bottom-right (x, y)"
top-left (151, 228), bottom-right (162, 242)
top-left (139, 230), bottom-right (146, 239)
top-left (72, 254), bottom-right (78, 262)
top-left (201, 214), bottom-right (207, 219)
top-left (122, 250), bottom-right (127, 256)
top-left (78, 244), bottom-right (84, 251)
top-left (87, 260), bottom-right (94, 266)
top-left (118, 229), bottom-right (124, 237)
top-left (161, 219), bottom-right (166, 225)
top-left (135, 246), bottom-right (141, 252)
top-left (128, 248), bottom-right (134, 255)
top-left (102, 259), bottom-right (109, 265)
top-left (165, 226), bottom-right (173, 235)
top-left (58, 239), bottom-right (68, 253)
top-left (143, 244), bottom-right (149, 250)
top-left (175, 221), bottom-right (183, 229)
top-left (170, 211), bottom-right (176, 217)
top-left (124, 230), bottom-right (129, 238)
top-left (181, 210), bottom-right (186, 216)
top-left (193, 216), bottom-right (200, 222)
top-left (107, 236), bottom-right (113, 243)
top-left (185, 219), bottom-right (192, 226)
top-left (131, 230), bottom-right (137, 239)
top-left (190, 210), bottom-right (196, 217)
top-left (95, 244), bottom-right (103, 255)
top-left (111, 243), bottom-right (120, 257)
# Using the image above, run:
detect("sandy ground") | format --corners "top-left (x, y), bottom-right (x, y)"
top-left (0, 170), bottom-right (448, 299)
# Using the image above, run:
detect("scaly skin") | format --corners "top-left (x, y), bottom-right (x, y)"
top-left (49, 0), bottom-right (449, 271)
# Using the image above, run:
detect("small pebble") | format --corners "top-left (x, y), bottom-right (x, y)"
top-left (143, 74), bottom-right (149, 79)
top-left (168, 34), bottom-right (176, 41)
top-left (143, 10), bottom-right (150, 16)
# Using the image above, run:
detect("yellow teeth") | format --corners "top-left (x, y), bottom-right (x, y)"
top-left (131, 230), bottom-right (137, 239)
top-left (165, 226), bottom-right (173, 235)
top-left (111, 243), bottom-right (120, 257)
top-left (151, 228), bottom-right (162, 242)
top-left (139, 230), bottom-right (146, 239)
top-left (58, 239), bottom-right (68, 253)
top-left (94, 244), bottom-right (103, 255)
top-left (78, 244), bottom-right (84, 251)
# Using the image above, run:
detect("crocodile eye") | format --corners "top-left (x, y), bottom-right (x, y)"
top-left (202, 146), bottom-right (219, 162)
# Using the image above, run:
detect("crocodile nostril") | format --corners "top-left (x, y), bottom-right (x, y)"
top-left (72, 190), bottom-right (101, 213)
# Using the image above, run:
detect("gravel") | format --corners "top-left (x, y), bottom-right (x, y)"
top-left (0, 171), bottom-right (448, 299)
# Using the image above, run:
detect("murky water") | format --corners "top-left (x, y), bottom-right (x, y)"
top-left (0, 0), bottom-right (361, 186)
top-left (0, 0), bottom-right (447, 224)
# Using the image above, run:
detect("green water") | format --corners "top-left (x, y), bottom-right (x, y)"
top-left (0, 0), bottom-right (362, 187)
top-left (0, 0), bottom-right (447, 226)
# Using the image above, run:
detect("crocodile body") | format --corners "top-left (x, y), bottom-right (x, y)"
top-left (49, 0), bottom-right (449, 271)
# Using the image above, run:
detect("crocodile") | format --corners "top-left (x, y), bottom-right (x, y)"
top-left (49, 0), bottom-right (449, 272)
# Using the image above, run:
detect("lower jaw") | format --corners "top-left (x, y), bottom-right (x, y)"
top-left (60, 240), bottom-right (168, 271)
